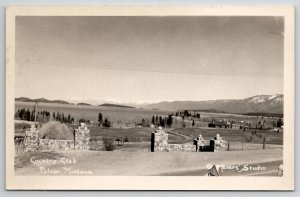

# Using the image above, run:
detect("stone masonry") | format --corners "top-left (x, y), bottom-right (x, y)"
top-left (74, 123), bottom-right (90, 150)
top-left (193, 134), bottom-right (207, 152)
top-left (151, 128), bottom-right (226, 152)
top-left (23, 125), bottom-right (39, 151)
top-left (23, 123), bottom-right (90, 151)
top-left (151, 127), bottom-right (197, 152)
top-left (151, 127), bottom-right (168, 152)
top-left (39, 139), bottom-right (75, 150)
top-left (211, 134), bottom-right (226, 152)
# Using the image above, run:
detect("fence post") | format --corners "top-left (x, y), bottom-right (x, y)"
top-left (227, 141), bottom-right (230, 151)
top-left (263, 137), bottom-right (266, 149)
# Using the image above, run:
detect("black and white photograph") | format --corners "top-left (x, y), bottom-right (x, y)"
top-left (6, 6), bottom-right (295, 190)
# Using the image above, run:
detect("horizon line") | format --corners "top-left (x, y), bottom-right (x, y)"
top-left (15, 93), bottom-right (284, 106)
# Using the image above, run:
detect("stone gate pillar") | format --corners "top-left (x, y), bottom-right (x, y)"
top-left (74, 123), bottom-right (90, 150)
top-left (150, 127), bottom-right (168, 152)
top-left (193, 134), bottom-right (206, 152)
top-left (24, 125), bottom-right (39, 151)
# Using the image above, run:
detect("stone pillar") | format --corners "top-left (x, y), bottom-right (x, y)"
top-left (24, 125), bottom-right (39, 151)
top-left (74, 123), bottom-right (90, 150)
top-left (213, 134), bottom-right (226, 152)
top-left (193, 134), bottom-right (206, 152)
top-left (150, 127), bottom-right (168, 152)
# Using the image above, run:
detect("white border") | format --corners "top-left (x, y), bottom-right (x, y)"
top-left (6, 6), bottom-right (295, 190)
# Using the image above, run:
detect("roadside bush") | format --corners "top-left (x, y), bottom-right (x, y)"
top-left (102, 136), bottom-right (115, 151)
top-left (124, 136), bottom-right (129, 142)
top-left (38, 121), bottom-right (74, 140)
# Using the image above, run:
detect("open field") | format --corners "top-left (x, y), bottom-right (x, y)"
top-left (87, 126), bottom-right (282, 151)
top-left (89, 127), bottom-right (184, 143)
top-left (173, 127), bottom-right (283, 145)
top-left (14, 149), bottom-right (283, 176)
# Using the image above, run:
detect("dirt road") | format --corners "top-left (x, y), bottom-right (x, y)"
top-left (165, 128), bottom-right (192, 141)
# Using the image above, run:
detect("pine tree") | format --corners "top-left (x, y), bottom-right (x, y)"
top-left (103, 118), bottom-right (111, 128)
top-left (98, 112), bottom-right (103, 126)
top-left (166, 115), bottom-right (173, 127)
top-left (62, 112), bottom-right (65, 122)
top-left (68, 114), bottom-right (71, 123)
top-left (161, 119), bottom-right (165, 127)
top-left (26, 109), bottom-right (30, 121)
top-left (159, 116), bottom-right (162, 126)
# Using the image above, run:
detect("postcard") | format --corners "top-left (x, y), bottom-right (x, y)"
top-left (6, 5), bottom-right (295, 190)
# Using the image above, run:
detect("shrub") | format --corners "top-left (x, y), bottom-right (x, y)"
top-left (103, 118), bottom-right (111, 128)
top-left (124, 136), bottom-right (129, 142)
top-left (102, 136), bottom-right (115, 151)
top-left (38, 121), bottom-right (74, 140)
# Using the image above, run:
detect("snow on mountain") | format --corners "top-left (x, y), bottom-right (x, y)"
top-left (142, 94), bottom-right (283, 114)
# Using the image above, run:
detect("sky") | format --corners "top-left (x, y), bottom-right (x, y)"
top-left (15, 16), bottom-right (284, 105)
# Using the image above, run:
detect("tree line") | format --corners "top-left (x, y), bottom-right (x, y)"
top-left (150, 115), bottom-right (173, 127)
top-left (15, 108), bottom-right (74, 124)
top-left (52, 111), bottom-right (75, 123)
top-left (175, 110), bottom-right (201, 119)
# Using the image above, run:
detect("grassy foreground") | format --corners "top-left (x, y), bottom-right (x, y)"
top-left (15, 148), bottom-right (283, 176)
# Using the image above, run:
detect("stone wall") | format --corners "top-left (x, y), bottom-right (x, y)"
top-left (154, 144), bottom-right (196, 152)
top-left (196, 134), bottom-right (227, 152)
top-left (39, 139), bottom-right (75, 150)
top-left (151, 128), bottom-right (226, 152)
top-left (23, 123), bottom-right (90, 151)
top-left (151, 127), bottom-right (197, 152)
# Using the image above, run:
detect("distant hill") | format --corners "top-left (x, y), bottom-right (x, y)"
top-left (99, 103), bottom-right (135, 108)
top-left (77, 103), bottom-right (92, 106)
top-left (142, 94), bottom-right (283, 114)
top-left (15, 97), bottom-right (70, 105)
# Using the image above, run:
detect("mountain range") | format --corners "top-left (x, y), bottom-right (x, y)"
top-left (99, 103), bottom-right (135, 108)
top-left (15, 94), bottom-right (283, 114)
top-left (15, 97), bottom-right (71, 105)
top-left (142, 94), bottom-right (283, 114)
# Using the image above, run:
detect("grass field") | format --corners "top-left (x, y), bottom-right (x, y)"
top-left (89, 127), bottom-right (183, 143)
top-left (88, 126), bottom-right (283, 145)
top-left (173, 127), bottom-right (283, 145)
top-left (87, 126), bottom-right (282, 152)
